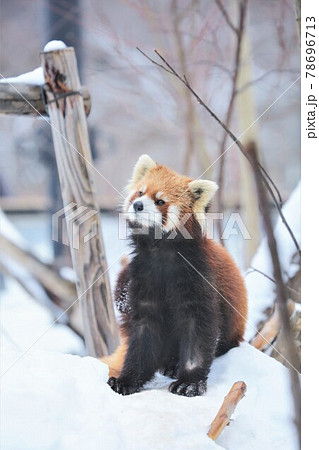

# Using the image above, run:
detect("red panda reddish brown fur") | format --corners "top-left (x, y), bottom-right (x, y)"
top-left (105, 155), bottom-right (247, 397)
top-left (100, 334), bottom-right (128, 378)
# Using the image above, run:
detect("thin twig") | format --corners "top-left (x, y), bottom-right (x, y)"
top-left (136, 47), bottom-right (174, 75)
top-left (215, 0), bottom-right (239, 36)
top-left (258, 162), bottom-right (283, 207)
top-left (235, 68), bottom-right (300, 95)
top-left (136, 47), bottom-right (301, 256)
top-left (247, 266), bottom-right (301, 297)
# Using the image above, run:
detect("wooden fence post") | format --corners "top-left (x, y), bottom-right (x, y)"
top-left (40, 46), bottom-right (119, 357)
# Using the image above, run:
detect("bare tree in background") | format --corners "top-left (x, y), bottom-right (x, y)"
top-left (1, 0), bottom-right (301, 267)
top-left (214, 0), bottom-right (247, 244)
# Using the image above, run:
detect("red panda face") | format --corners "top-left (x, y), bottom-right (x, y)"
top-left (123, 155), bottom-right (218, 235)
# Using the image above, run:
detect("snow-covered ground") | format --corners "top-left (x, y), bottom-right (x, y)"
top-left (0, 184), bottom-right (300, 449)
top-left (1, 342), bottom-right (298, 450)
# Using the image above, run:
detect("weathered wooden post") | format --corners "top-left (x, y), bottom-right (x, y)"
top-left (40, 45), bottom-right (119, 357)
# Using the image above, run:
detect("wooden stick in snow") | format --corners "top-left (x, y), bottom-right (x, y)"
top-left (207, 381), bottom-right (247, 441)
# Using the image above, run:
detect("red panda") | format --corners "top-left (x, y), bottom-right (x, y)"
top-left (105, 155), bottom-right (247, 397)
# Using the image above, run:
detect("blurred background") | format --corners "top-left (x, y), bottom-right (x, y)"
top-left (0, 0), bottom-right (300, 268)
top-left (0, 7), bottom-right (302, 445)
top-left (0, 0), bottom-right (300, 352)
top-left (1, 3), bottom-right (300, 227)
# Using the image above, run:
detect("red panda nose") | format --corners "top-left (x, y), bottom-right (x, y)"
top-left (133, 200), bottom-right (144, 212)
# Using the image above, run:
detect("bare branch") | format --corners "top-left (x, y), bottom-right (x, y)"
top-left (215, 0), bottom-right (239, 36)
top-left (137, 47), bottom-right (301, 256)
top-left (136, 47), bottom-right (175, 75)
top-left (247, 266), bottom-right (301, 297)
top-left (257, 162), bottom-right (283, 207)
top-left (235, 68), bottom-right (301, 95)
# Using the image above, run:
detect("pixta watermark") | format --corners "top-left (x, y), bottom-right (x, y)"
top-left (118, 212), bottom-right (251, 240)
top-left (52, 205), bottom-right (251, 248)
top-left (52, 203), bottom-right (98, 249)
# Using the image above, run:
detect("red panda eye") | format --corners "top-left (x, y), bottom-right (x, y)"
top-left (155, 199), bottom-right (165, 206)
top-left (138, 191), bottom-right (143, 197)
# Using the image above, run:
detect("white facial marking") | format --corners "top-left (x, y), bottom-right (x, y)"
top-left (127, 194), bottom-right (162, 227)
top-left (163, 205), bottom-right (180, 232)
top-left (123, 190), bottom-right (136, 213)
top-left (140, 185), bottom-right (147, 193)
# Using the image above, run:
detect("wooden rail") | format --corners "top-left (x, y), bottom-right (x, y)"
top-left (0, 82), bottom-right (91, 116)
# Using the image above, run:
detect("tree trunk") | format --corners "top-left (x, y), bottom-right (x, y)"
top-left (236, 29), bottom-right (260, 267)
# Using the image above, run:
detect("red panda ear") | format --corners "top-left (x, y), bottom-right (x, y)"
top-left (188, 180), bottom-right (219, 216)
top-left (127, 154), bottom-right (157, 190)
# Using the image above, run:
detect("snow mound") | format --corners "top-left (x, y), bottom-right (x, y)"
top-left (1, 343), bottom-right (298, 450)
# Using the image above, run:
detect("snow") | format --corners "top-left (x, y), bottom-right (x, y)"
top-left (1, 342), bottom-right (298, 450)
top-left (0, 41), bottom-right (67, 85)
top-left (43, 40), bottom-right (67, 52)
top-left (1, 270), bottom-right (299, 449)
top-left (3, 257), bottom-right (65, 321)
top-left (0, 67), bottom-right (44, 85)
top-left (0, 212), bottom-right (84, 355)
top-left (1, 279), bottom-right (84, 356)
top-left (0, 209), bottom-right (27, 247)
top-left (244, 182), bottom-right (301, 340)
top-left (0, 193), bottom-right (300, 449)
top-left (0, 211), bottom-right (73, 324)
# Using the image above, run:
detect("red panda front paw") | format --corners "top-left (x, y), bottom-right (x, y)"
top-left (169, 379), bottom-right (207, 397)
top-left (107, 377), bottom-right (141, 395)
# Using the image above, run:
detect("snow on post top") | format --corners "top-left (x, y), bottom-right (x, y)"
top-left (0, 41), bottom-right (67, 84)
top-left (43, 40), bottom-right (67, 52)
